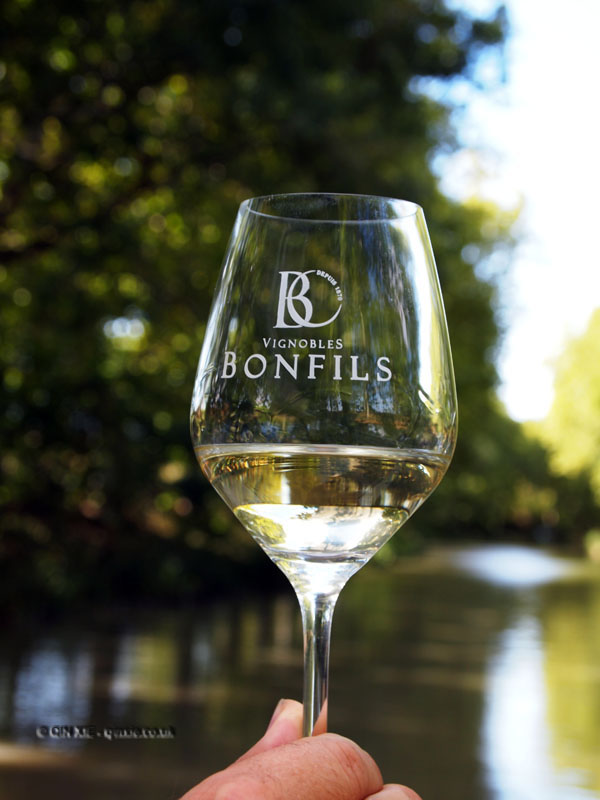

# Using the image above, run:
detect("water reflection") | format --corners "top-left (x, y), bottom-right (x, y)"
top-left (0, 545), bottom-right (599, 800)
top-left (484, 614), bottom-right (559, 797)
top-left (13, 643), bottom-right (92, 747)
top-left (451, 544), bottom-right (576, 587)
top-left (483, 600), bottom-right (600, 799)
top-left (543, 579), bottom-right (600, 796)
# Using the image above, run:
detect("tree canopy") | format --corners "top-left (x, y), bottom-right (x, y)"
top-left (539, 309), bottom-right (600, 502)
top-left (4, 0), bottom-right (590, 606)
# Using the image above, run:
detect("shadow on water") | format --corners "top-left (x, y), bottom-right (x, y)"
top-left (1, 544), bottom-right (600, 800)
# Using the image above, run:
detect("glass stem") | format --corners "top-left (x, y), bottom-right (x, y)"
top-left (297, 589), bottom-right (339, 737)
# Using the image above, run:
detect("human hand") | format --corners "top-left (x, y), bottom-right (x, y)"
top-left (179, 698), bottom-right (421, 800)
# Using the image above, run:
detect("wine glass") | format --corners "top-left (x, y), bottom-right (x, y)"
top-left (190, 193), bottom-right (457, 736)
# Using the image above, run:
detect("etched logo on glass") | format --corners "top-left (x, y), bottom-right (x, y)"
top-left (274, 270), bottom-right (343, 329)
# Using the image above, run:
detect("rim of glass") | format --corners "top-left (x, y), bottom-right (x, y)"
top-left (240, 192), bottom-right (422, 224)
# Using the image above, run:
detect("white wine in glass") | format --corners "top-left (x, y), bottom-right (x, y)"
top-left (191, 193), bottom-right (457, 736)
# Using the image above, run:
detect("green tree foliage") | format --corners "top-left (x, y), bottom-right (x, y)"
top-left (0, 0), bottom-right (544, 605)
top-left (539, 309), bottom-right (600, 502)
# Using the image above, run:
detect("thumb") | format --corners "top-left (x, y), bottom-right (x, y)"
top-left (236, 699), bottom-right (303, 762)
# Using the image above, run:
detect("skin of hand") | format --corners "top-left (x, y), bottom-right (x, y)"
top-left (179, 699), bottom-right (422, 800)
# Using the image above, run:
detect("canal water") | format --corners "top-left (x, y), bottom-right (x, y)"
top-left (1, 544), bottom-right (600, 799)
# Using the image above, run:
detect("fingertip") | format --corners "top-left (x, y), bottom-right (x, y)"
top-left (397, 787), bottom-right (422, 800)
top-left (265, 698), bottom-right (303, 745)
top-left (267, 698), bottom-right (303, 731)
top-left (316, 732), bottom-right (383, 791)
top-left (367, 784), bottom-right (423, 800)
top-left (237, 699), bottom-right (303, 761)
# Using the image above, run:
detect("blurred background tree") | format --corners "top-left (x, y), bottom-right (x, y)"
top-left (537, 310), bottom-right (600, 504)
top-left (1, 0), bottom-right (596, 607)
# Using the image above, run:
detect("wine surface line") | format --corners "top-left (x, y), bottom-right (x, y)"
top-left (196, 444), bottom-right (449, 573)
